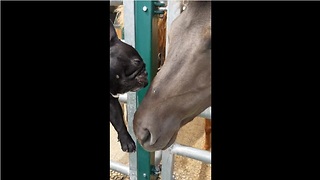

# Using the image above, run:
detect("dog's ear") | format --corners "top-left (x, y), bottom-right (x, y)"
top-left (110, 19), bottom-right (118, 42)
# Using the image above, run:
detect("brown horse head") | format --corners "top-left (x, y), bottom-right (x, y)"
top-left (133, 2), bottom-right (211, 152)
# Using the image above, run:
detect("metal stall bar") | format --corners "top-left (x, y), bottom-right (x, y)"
top-left (161, 143), bottom-right (212, 180)
top-left (134, 1), bottom-right (159, 180)
top-left (123, 0), bottom-right (139, 179)
top-left (110, 160), bottom-right (130, 176)
top-left (120, 93), bottom-right (212, 120)
top-left (118, 93), bottom-right (127, 103)
top-left (171, 144), bottom-right (211, 164)
top-left (200, 107), bottom-right (212, 120)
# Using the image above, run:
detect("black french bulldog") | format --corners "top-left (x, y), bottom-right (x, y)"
top-left (110, 20), bottom-right (148, 152)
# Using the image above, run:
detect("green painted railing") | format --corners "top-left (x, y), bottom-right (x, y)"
top-left (134, 1), bottom-right (160, 180)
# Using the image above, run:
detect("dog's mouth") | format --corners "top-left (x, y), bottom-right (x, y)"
top-left (132, 74), bottom-right (148, 92)
top-left (135, 67), bottom-right (148, 85)
top-left (125, 67), bottom-right (148, 92)
top-left (137, 69), bottom-right (148, 80)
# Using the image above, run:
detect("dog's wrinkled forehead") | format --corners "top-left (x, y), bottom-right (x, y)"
top-left (110, 20), bottom-right (143, 62)
top-left (110, 44), bottom-right (145, 79)
top-left (110, 19), bottom-right (146, 78)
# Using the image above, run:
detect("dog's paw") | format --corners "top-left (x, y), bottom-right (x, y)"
top-left (119, 134), bottom-right (136, 153)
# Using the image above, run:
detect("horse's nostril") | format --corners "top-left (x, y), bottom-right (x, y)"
top-left (140, 129), bottom-right (151, 144)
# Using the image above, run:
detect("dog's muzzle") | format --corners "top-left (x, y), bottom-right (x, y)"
top-left (131, 69), bottom-right (148, 92)
top-left (137, 70), bottom-right (148, 84)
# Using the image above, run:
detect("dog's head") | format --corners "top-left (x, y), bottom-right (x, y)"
top-left (110, 20), bottom-right (148, 95)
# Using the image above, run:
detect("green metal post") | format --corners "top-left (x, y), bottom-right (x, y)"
top-left (134, 1), bottom-right (159, 180)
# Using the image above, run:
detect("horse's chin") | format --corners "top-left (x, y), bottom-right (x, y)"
top-left (140, 132), bottom-right (178, 152)
top-left (161, 132), bottom-right (178, 150)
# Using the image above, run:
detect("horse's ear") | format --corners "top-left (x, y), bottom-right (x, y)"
top-left (110, 19), bottom-right (118, 42)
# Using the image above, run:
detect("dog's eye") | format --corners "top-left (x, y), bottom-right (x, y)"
top-left (133, 59), bottom-right (141, 65)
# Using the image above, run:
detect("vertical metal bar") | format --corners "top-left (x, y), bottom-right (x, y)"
top-left (135, 1), bottom-right (158, 180)
top-left (154, 150), bottom-right (162, 166)
top-left (124, 1), bottom-right (138, 179)
top-left (124, 0), bottom-right (135, 47)
top-left (161, 145), bottom-right (175, 180)
top-left (135, 1), bottom-right (159, 98)
top-left (127, 92), bottom-right (138, 180)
